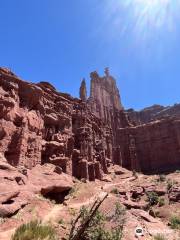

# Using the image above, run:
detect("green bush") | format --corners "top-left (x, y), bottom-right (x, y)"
top-left (149, 208), bottom-right (158, 218)
top-left (58, 218), bottom-right (65, 225)
top-left (170, 215), bottom-right (180, 229)
top-left (69, 203), bottom-right (126, 240)
top-left (154, 234), bottom-right (167, 240)
top-left (110, 188), bottom-right (119, 195)
top-left (146, 192), bottom-right (159, 206)
top-left (158, 198), bottom-right (165, 207)
top-left (11, 220), bottom-right (57, 240)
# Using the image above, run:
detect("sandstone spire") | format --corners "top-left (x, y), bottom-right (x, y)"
top-left (79, 78), bottom-right (87, 101)
top-left (88, 68), bottom-right (123, 120)
top-left (104, 67), bottom-right (110, 77)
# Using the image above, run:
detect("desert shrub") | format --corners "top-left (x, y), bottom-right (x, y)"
top-left (79, 206), bottom-right (106, 240)
top-left (132, 170), bottom-right (138, 179)
top-left (68, 208), bottom-right (77, 216)
top-left (167, 179), bottom-right (174, 191)
top-left (69, 202), bottom-right (126, 240)
top-left (158, 198), bottom-right (165, 207)
top-left (170, 215), bottom-right (180, 229)
top-left (149, 208), bottom-right (157, 218)
top-left (69, 187), bottom-right (76, 196)
top-left (11, 220), bottom-right (57, 240)
top-left (58, 218), bottom-right (65, 225)
top-left (110, 188), bottom-right (119, 195)
top-left (146, 192), bottom-right (159, 206)
top-left (154, 234), bottom-right (167, 240)
top-left (158, 175), bottom-right (166, 182)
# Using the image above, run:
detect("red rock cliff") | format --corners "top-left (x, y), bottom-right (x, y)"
top-left (0, 67), bottom-right (179, 180)
top-left (0, 67), bottom-right (126, 181)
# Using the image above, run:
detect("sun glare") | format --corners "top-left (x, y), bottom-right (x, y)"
top-left (106, 0), bottom-right (180, 40)
top-left (135, 0), bottom-right (170, 6)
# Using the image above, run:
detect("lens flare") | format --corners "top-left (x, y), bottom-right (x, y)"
top-left (105, 0), bottom-right (180, 40)
top-left (131, 0), bottom-right (172, 29)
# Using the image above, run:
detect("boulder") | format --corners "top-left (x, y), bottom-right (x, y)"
top-left (27, 164), bottom-right (73, 195)
top-left (121, 199), bottom-right (148, 210)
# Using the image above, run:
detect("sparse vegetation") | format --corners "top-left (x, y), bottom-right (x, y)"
top-left (167, 179), bottom-right (174, 191)
top-left (155, 210), bottom-right (160, 218)
top-left (153, 234), bottom-right (167, 240)
top-left (146, 191), bottom-right (159, 206)
top-left (77, 204), bottom-right (125, 240)
top-left (58, 218), bottom-right (65, 225)
top-left (158, 197), bottom-right (165, 207)
top-left (69, 187), bottom-right (76, 196)
top-left (11, 220), bottom-right (57, 240)
top-left (110, 188), bottom-right (119, 195)
top-left (170, 215), bottom-right (180, 230)
top-left (157, 174), bottom-right (166, 182)
top-left (166, 179), bottom-right (178, 191)
top-left (68, 208), bottom-right (77, 216)
top-left (68, 185), bottom-right (80, 199)
top-left (149, 208), bottom-right (160, 218)
top-left (68, 194), bottom-right (126, 240)
top-left (132, 170), bottom-right (138, 179)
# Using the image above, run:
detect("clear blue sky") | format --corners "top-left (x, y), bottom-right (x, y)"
top-left (0, 0), bottom-right (179, 110)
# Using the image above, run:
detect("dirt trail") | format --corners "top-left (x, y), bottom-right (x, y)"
top-left (43, 191), bottom-right (108, 223)
top-left (0, 176), bottom-right (133, 240)
top-left (43, 177), bottom-right (133, 224)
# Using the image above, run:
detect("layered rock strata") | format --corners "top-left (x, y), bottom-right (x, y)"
top-left (0, 66), bottom-right (179, 182)
top-left (127, 103), bottom-right (180, 125)
top-left (118, 118), bottom-right (180, 172)
top-left (0, 67), bottom-right (128, 181)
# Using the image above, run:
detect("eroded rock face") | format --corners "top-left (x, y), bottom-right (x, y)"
top-left (87, 68), bottom-right (131, 165)
top-left (0, 66), bottom-right (180, 182)
top-left (126, 104), bottom-right (180, 125)
top-left (88, 68), bottom-right (123, 119)
top-left (0, 67), bottom-right (128, 181)
top-left (118, 118), bottom-right (180, 172)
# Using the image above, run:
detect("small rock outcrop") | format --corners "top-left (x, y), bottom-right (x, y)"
top-left (0, 156), bottom-right (73, 217)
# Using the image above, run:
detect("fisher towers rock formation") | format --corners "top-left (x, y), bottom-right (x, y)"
top-left (88, 67), bottom-right (123, 119)
top-left (87, 68), bottom-right (131, 165)
top-left (0, 67), bottom-right (129, 182)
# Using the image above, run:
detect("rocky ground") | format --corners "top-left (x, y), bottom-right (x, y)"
top-left (0, 163), bottom-right (179, 240)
